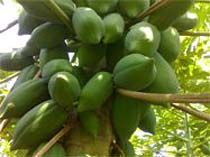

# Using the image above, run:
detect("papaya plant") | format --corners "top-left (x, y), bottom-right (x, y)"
top-left (0, 0), bottom-right (210, 156)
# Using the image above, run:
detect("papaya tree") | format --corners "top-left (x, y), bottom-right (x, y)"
top-left (0, 0), bottom-right (210, 156)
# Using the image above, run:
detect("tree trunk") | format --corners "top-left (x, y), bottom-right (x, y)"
top-left (64, 107), bottom-right (113, 156)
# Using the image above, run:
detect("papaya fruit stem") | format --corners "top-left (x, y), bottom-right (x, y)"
top-left (35, 123), bottom-right (75, 157)
top-left (0, 119), bottom-right (9, 132)
top-left (127, 0), bottom-right (169, 27)
top-left (0, 20), bottom-right (18, 34)
top-left (45, 0), bottom-right (73, 32)
top-left (180, 31), bottom-right (210, 37)
top-left (0, 72), bottom-right (20, 85)
top-left (117, 88), bottom-right (210, 104)
top-left (33, 70), bottom-right (41, 80)
top-left (171, 103), bottom-right (210, 123)
top-left (137, 0), bottom-right (169, 18)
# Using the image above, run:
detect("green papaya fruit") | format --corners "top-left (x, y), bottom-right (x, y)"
top-left (119, 0), bottom-right (150, 18)
top-left (149, 0), bottom-right (194, 30)
top-left (18, 10), bottom-right (45, 35)
top-left (113, 54), bottom-right (157, 91)
top-left (11, 100), bottom-right (68, 150)
top-left (106, 38), bottom-right (126, 71)
top-left (77, 72), bottom-right (113, 112)
top-left (125, 22), bottom-right (160, 57)
top-left (158, 27), bottom-right (180, 63)
top-left (31, 143), bottom-right (66, 157)
top-left (72, 7), bottom-right (104, 44)
top-left (86, 0), bottom-right (118, 14)
top-left (112, 94), bottom-right (149, 142)
top-left (121, 141), bottom-right (135, 157)
top-left (79, 111), bottom-right (100, 137)
top-left (0, 78), bottom-right (49, 119)
top-left (41, 59), bottom-right (72, 78)
top-left (39, 46), bottom-right (69, 69)
top-left (17, 0), bottom-right (76, 23)
top-left (12, 65), bottom-right (39, 89)
top-left (48, 72), bottom-right (81, 110)
top-left (19, 44), bottom-right (40, 57)
top-left (103, 13), bottom-right (125, 44)
top-left (0, 51), bottom-right (34, 71)
top-left (145, 53), bottom-right (179, 94)
top-left (28, 22), bottom-right (68, 49)
top-left (77, 44), bottom-right (106, 69)
top-left (172, 11), bottom-right (198, 32)
top-left (138, 107), bottom-right (156, 134)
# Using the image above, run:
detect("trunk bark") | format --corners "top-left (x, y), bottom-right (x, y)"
top-left (64, 107), bottom-right (113, 156)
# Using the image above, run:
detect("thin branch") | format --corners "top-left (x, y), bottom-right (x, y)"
top-left (171, 103), bottom-right (210, 123)
top-left (34, 125), bottom-right (73, 157)
top-left (0, 72), bottom-right (19, 85)
top-left (0, 20), bottom-right (18, 33)
top-left (0, 119), bottom-right (9, 132)
top-left (45, 0), bottom-right (73, 32)
top-left (180, 31), bottom-right (210, 37)
top-left (117, 88), bottom-right (210, 104)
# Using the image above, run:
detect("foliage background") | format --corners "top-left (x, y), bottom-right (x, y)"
top-left (0, 1), bottom-right (210, 157)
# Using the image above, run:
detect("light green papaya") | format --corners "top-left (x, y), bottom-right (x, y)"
top-left (77, 44), bottom-right (106, 69)
top-left (172, 11), bottom-right (198, 32)
top-left (112, 94), bottom-right (150, 143)
top-left (119, 0), bottom-right (150, 18)
top-left (0, 79), bottom-right (49, 119)
top-left (145, 53), bottom-right (179, 94)
top-left (0, 51), bottom-right (34, 71)
top-left (125, 22), bottom-right (160, 57)
top-left (18, 10), bottom-right (45, 35)
top-left (41, 59), bottom-right (72, 78)
top-left (39, 46), bottom-right (69, 69)
top-left (86, 0), bottom-right (118, 14)
top-left (158, 27), bottom-right (180, 63)
top-left (19, 44), bottom-right (40, 57)
top-left (77, 72), bottom-right (113, 112)
top-left (12, 65), bottom-right (39, 89)
top-left (149, 0), bottom-right (194, 30)
top-left (103, 13), bottom-right (125, 44)
top-left (48, 72), bottom-right (81, 110)
top-left (106, 38), bottom-right (126, 71)
top-left (28, 22), bottom-right (68, 49)
top-left (138, 107), bottom-right (156, 134)
top-left (72, 7), bottom-right (104, 44)
top-left (11, 100), bottom-right (68, 150)
top-left (17, 0), bottom-right (76, 23)
top-left (113, 54), bottom-right (157, 91)
top-left (79, 111), bottom-right (100, 137)
top-left (31, 143), bottom-right (66, 157)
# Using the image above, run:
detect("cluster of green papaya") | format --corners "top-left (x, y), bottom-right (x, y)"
top-left (0, 0), bottom-right (198, 156)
